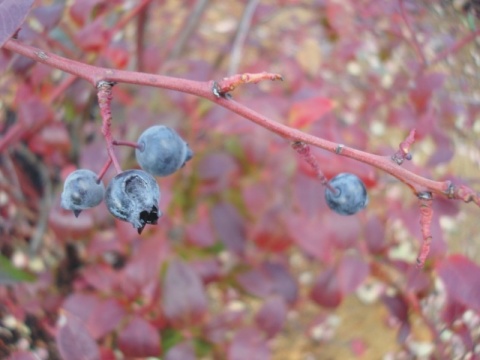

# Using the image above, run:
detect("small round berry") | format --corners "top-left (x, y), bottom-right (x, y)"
top-left (105, 169), bottom-right (161, 234)
top-left (61, 169), bottom-right (105, 217)
top-left (135, 125), bottom-right (193, 177)
top-left (324, 173), bottom-right (368, 215)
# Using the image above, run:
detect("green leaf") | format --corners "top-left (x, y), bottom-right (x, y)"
top-left (0, 254), bottom-right (36, 284)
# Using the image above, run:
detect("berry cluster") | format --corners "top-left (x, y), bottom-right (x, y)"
top-left (61, 125), bottom-right (192, 233)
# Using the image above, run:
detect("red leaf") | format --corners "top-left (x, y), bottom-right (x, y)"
top-left (329, 214), bottom-right (362, 250)
top-left (74, 17), bottom-right (109, 51)
top-left (197, 153), bottom-right (238, 183)
top-left (204, 310), bottom-right (246, 344)
top-left (32, 4), bottom-right (64, 32)
top-left (228, 327), bottom-right (270, 360)
top-left (436, 255), bottom-right (480, 313)
top-left (211, 202), bottom-right (246, 255)
top-left (121, 238), bottom-right (168, 296)
top-left (236, 268), bottom-right (273, 298)
top-left (165, 342), bottom-right (196, 360)
top-left (427, 131), bottom-right (454, 166)
top-left (162, 259), bottom-right (208, 327)
top-left (286, 215), bottom-right (333, 262)
top-left (18, 97), bottom-right (52, 127)
top-left (99, 348), bottom-right (116, 360)
top-left (337, 254), bottom-right (369, 295)
top-left (103, 44), bottom-right (129, 69)
top-left (311, 267), bottom-right (342, 308)
top-left (185, 206), bottom-right (216, 248)
top-left (81, 264), bottom-right (120, 293)
top-left (69, 0), bottom-right (105, 27)
top-left (409, 72), bottom-right (445, 114)
top-left (442, 298), bottom-right (466, 325)
top-left (261, 262), bottom-right (298, 305)
top-left (382, 295), bottom-right (408, 323)
top-left (56, 312), bottom-right (100, 360)
top-left (255, 296), bottom-right (288, 338)
top-left (86, 298), bottom-right (125, 340)
top-left (62, 293), bottom-right (97, 320)
top-left (49, 204), bottom-right (95, 240)
top-left (0, 0), bottom-right (34, 48)
top-left (251, 207), bottom-right (293, 253)
top-left (289, 96), bottom-right (334, 128)
top-left (364, 216), bottom-right (387, 254)
top-left (190, 258), bottom-right (222, 284)
top-left (118, 316), bottom-right (161, 357)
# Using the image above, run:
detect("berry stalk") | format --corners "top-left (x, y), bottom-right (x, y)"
top-left (292, 141), bottom-right (337, 194)
top-left (97, 81), bottom-right (122, 174)
top-left (417, 192), bottom-right (433, 268)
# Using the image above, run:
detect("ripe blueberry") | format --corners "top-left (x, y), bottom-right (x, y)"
top-left (105, 169), bottom-right (161, 234)
top-left (61, 169), bottom-right (105, 217)
top-left (135, 125), bottom-right (193, 177)
top-left (324, 173), bottom-right (368, 215)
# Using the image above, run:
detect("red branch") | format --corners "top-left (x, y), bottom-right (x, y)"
top-left (392, 128), bottom-right (416, 165)
top-left (416, 193), bottom-right (433, 268)
top-left (450, 184), bottom-right (480, 207)
top-left (213, 72), bottom-right (283, 96)
top-left (97, 81), bottom-right (122, 174)
top-left (2, 39), bottom-right (479, 207)
top-left (430, 27), bottom-right (480, 66)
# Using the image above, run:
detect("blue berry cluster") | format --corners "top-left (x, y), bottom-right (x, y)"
top-left (61, 125), bottom-right (192, 234)
top-left (324, 173), bottom-right (368, 215)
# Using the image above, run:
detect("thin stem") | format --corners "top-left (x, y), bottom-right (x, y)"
top-left (112, 140), bottom-right (141, 149)
top-left (417, 192), bottom-right (433, 268)
top-left (97, 82), bottom-right (122, 174)
top-left (228, 0), bottom-right (260, 75)
top-left (135, 3), bottom-right (148, 71)
top-left (429, 27), bottom-right (480, 66)
top-left (291, 141), bottom-right (337, 194)
top-left (111, 0), bottom-right (153, 34)
top-left (398, 0), bottom-right (427, 66)
top-left (168, 0), bottom-right (210, 60)
top-left (97, 158), bottom-right (113, 182)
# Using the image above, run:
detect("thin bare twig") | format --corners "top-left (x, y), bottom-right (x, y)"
top-left (398, 0), bottom-right (427, 66)
top-left (228, 0), bottom-right (260, 75)
top-left (168, 0), bottom-right (210, 60)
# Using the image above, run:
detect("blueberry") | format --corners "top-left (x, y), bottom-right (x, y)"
top-left (105, 169), bottom-right (161, 234)
top-left (61, 169), bottom-right (105, 217)
top-left (324, 173), bottom-right (368, 215)
top-left (135, 125), bottom-right (193, 177)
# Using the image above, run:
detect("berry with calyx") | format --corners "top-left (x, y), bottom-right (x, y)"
top-left (324, 173), bottom-right (368, 215)
top-left (105, 169), bottom-right (161, 234)
top-left (61, 169), bottom-right (105, 217)
top-left (135, 125), bottom-right (193, 177)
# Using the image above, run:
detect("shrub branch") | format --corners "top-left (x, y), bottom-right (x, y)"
top-left (2, 39), bottom-right (479, 209)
